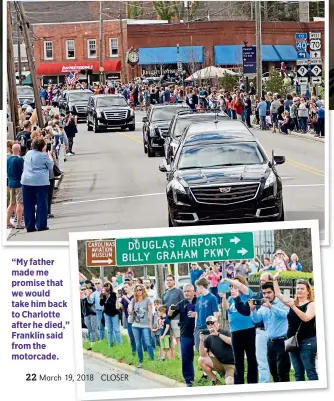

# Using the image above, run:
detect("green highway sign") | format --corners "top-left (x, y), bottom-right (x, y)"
top-left (115, 232), bottom-right (254, 266)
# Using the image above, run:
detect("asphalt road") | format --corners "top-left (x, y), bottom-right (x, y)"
top-left (84, 353), bottom-right (164, 392)
top-left (7, 110), bottom-right (325, 242)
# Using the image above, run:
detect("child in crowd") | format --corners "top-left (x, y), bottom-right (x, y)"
top-left (158, 305), bottom-right (172, 361)
top-left (152, 298), bottom-right (162, 349)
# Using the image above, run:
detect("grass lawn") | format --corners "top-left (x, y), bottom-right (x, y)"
top-left (84, 334), bottom-right (296, 386)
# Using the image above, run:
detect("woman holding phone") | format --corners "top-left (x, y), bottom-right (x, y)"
top-left (100, 282), bottom-right (122, 347)
top-left (273, 273), bottom-right (317, 381)
top-left (128, 283), bottom-right (154, 367)
top-left (220, 276), bottom-right (258, 384)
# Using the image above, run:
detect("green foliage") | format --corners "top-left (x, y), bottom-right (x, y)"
top-left (263, 68), bottom-right (289, 95)
top-left (249, 271), bottom-right (314, 283)
top-left (153, 1), bottom-right (199, 22)
top-left (125, 1), bottom-right (140, 19)
top-left (218, 74), bottom-right (239, 92)
top-left (84, 334), bottom-right (296, 383)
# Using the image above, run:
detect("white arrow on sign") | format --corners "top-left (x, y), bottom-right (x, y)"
top-left (230, 236), bottom-right (241, 245)
top-left (92, 259), bottom-right (113, 264)
top-left (237, 248), bottom-right (248, 256)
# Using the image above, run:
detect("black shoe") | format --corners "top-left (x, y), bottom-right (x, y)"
top-left (199, 374), bottom-right (208, 382)
top-left (211, 380), bottom-right (218, 386)
top-left (186, 383), bottom-right (193, 387)
top-left (87, 347), bottom-right (92, 351)
top-left (37, 227), bottom-right (49, 231)
top-left (48, 214), bottom-right (55, 218)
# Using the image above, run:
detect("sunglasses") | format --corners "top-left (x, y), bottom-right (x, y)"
top-left (81, 288), bottom-right (86, 291)
top-left (206, 321), bottom-right (215, 326)
top-left (135, 288), bottom-right (143, 292)
top-left (297, 280), bottom-right (309, 285)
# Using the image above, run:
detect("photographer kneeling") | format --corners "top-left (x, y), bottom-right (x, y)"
top-left (198, 316), bottom-right (235, 386)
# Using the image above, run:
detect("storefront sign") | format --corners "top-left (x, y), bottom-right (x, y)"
top-left (61, 65), bottom-right (93, 73)
top-left (242, 46), bottom-right (256, 75)
top-left (106, 73), bottom-right (121, 80)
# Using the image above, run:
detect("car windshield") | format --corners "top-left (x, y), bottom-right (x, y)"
top-left (97, 97), bottom-right (127, 107)
top-left (68, 92), bottom-right (92, 102)
top-left (17, 87), bottom-right (34, 95)
top-left (152, 107), bottom-right (189, 122)
top-left (174, 116), bottom-right (227, 138)
top-left (178, 143), bottom-right (266, 169)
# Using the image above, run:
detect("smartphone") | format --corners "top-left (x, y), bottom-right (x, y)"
top-left (218, 282), bottom-right (230, 293)
top-left (283, 289), bottom-right (290, 302)
top-left (253, 299), bottom-right (264, 306)
top-left (170, 304), bottom-right (178, 311)
top-left (200, 329), bottom-right (211, 336)
top-left (46, 142), bottom-right (52, 152)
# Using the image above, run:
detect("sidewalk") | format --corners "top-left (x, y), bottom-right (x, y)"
top-left (250, 125), bottom-right (325, 143)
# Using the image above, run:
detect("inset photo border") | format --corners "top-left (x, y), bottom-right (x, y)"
top-left (69, 220), bottom-right (327, 400)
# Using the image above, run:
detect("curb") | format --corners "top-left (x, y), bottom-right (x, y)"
top-left (251, 127), bottom-right (325, 143)
top-left (83, 349), bottom-right (186, 388)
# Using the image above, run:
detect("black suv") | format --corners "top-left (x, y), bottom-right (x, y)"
top-left (164, 111), bottom-right (230, 163)
top-left (59, 90), bottom-right (93, 121)
top-left (159, 122), bottom-right (285, 226)
top-left (16, 86), bottom-right (35, 108)
top-left (86, 94), bottom-right (135, 133)
top-left (142, 103), bottom-right (190, 157)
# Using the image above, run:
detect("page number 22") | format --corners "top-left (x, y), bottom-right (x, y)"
top-left (26, 373), bottom-right (37, 381)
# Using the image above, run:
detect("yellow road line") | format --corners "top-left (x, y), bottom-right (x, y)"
top-left (117, 131), bottom-right (142, 144)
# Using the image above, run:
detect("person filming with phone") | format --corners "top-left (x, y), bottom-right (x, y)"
top-left (168, 283), bottom-right (197, 387)
top-left (250, 282), bottom-right (290, 382)
top-left (198, 316), bottom-right (235, 386)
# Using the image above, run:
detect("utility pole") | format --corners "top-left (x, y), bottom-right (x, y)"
top-left (7, 3), bottom-right (20, 135)
top-left (15, 2), bottom-right (44, 128)
top-left (17, 22), bottom-right (22, 85)
top-left (155, 265), bottom-right (166, 299)
top-left (119, 3), bottom-right (128, 83)
top-left (255, 0), bottom-right (262, 98)
top-left (99, 1), bottom-right (104, 84)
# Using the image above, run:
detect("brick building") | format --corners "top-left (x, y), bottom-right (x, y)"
top-left (33, 19), bottom-right (324, 85)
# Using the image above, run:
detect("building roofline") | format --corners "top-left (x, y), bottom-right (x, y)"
top-left (31, 19), bottom-right (168, 27)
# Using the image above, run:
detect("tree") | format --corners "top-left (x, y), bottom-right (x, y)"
top-left (126, 1), bottom-right (140, 19)
top-left (263, 67), bottom-right (289, 96)
top-left (152, 1), bottom-right (199, 22)
top-left (218, 74), bottom-right (239, 92)
top-left (273, 229), bottom-right (313, 272)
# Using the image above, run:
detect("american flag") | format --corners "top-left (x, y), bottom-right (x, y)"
top-left (66, 71), bottom-right (78, 85)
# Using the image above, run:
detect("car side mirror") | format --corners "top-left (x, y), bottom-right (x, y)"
top-left (273, 155), bottom-right (285, 165)
top-left (142, 116), bottom-right (148, 123)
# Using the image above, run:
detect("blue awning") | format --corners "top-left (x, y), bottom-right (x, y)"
top-left (214, 45), bottom-right (284, 65)
top-left (139, 46), bottom-right (203, 65)
top-left (274, 45), bottom-right (302, 61)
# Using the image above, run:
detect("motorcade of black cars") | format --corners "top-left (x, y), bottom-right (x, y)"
top-left (86, 94), bottom-right (135, 133)
top-left (159, 121), bottom-right (285, 227)
top-left (142, 103), bottom-right (190, 157)
top-left (16, 86), bottom-right (35, 108)
top-left (164, 111), bottom-right (230, 163)
top-left (59, 89), bottom-right (93, 121)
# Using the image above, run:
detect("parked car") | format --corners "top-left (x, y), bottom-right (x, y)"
top-left (164, 111), bottom-right (230, 163)
top-left (142, 103), bottom-right (191, 157)
top-left (86, 94), bottom-right (135, 133)
top-left (159, 121), bottom-right (285, 227)
top-left (16, 85), bottom-right (35, 109)
top-left (59, 89), bottom-right (93, 121)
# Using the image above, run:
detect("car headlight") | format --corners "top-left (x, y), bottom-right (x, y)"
top-left (69, 106), bottom-right (73, 111)
top-left (170, 179), bottom-right (191, 205)
top-left (149, 127), bottom-right (157, 137)
top-left (97, 112), bottom-right (102, 118)
top-left (130, 109), bottom-right (135, 116)
top-left (264, 171), bottom-right (276, 188)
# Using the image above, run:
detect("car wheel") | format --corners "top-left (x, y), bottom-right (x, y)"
top-left (93, 118), bottom-right (100, 133)
top-left (128, 124), bottom-right (135, 131)
top-left (147, 141), bottom-right (155, 157)
top-left (87, 118), bottom-right (92, 131)
top-left (143, 135), bottom-right (147, 154)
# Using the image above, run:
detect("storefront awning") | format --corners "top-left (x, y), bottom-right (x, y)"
top-left (138, 46), bottom-right (203, 65)
top-left (36, 60), bottom-right (121, 75)
top-left (274, 45), bottom-right (301, 61)
top-left (214, 45), bottom-right (284, 65)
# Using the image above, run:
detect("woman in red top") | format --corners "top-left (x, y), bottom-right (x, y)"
top-left (235, 94), bottom-right (243, 121)
top-left (207, 263), bottom-right (222, 304)
top-left (231, 95), bottom-right (237, 119)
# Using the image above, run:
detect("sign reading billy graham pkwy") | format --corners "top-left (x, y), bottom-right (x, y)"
top-left (115, 232), bottom-right (254, 266)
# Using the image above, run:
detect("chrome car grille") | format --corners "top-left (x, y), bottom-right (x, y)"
top-left (190, 183), bottom-right (260, 205)
top-left (75, 105), bottom-right (87, 114)
top-left (103, 110), bottom-right (128, 120)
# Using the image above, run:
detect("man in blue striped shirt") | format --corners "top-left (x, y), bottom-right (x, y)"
top-left (250, 282), bottom-right (291, 382)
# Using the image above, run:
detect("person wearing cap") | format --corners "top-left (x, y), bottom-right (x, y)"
top-left (168, 283), bottom-right (197, 387)
top-left (198, 315), bottom-right (235, 385)
top-left (88, 279), bottom-right (104, 341)
top-left (250, 282), bottom-right (290, 382)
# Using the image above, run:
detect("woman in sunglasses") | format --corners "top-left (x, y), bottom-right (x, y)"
top-left (100, 282), bottom-right (123, 347)
top-left (273, 274), bottom-right (317, 381)
top-left (128, 284), bottom-right (154, 367)
top-left (220, 276), bottom-right (258, 384)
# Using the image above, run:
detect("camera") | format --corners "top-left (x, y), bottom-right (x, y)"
top-left (46, 143), bottom-right (52, 152)
top-left (253, 299), bottom-right (264, 306)
top-left (170, 304), bottom-right (179, 311)
top-left (200, 329), bottom-right (211, 336)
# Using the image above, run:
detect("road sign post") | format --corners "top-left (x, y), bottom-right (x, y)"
top-left (242, 46), bottom-right (257, 75)
top-left (295, 33), bottom-right (309, 87)
top-left (115, 232), bottom-right (254, 266)
top-left (309, 32), bottom-right (322, 86)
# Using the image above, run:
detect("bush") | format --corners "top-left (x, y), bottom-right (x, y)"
top-left (218, 74), bottom-right (239, 92)
top-left (249, 270), bottom-right (313, 283)
top-left (263, 68), bottom-right (290, 96)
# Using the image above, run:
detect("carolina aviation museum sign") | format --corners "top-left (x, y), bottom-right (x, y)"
top-left (85, 233), bottom-right (254, 267)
